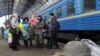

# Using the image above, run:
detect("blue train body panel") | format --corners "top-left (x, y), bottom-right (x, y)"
top-left (60, 14), bottom-right (100, 30)
top-left (37, 0), bottom-right (100, 31)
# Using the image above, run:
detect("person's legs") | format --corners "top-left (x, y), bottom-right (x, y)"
top-left (53, 36), bottom-right (59, 48)
top-left (23, 40), bottom-right (25, 46)
top-left (48, 32), bottom-right (53, 49)
top-left (23, 39), bottom-right (28, 47)
top-left (16, 36), bottom-right (20, 46)
top-left (2, 33), bottom-right (4, 39)
top-left (12, 34), bottom-right (18, 51)
top-left (26, 40), bottom-right (28, 47)
top-left (53, 31), bottom-right (59, 49)
top-left (47, 38), bottom-right (50, 48)
top-left (9, 27), bottom-right (18, 50)
top-left (17, 35), bottom-right (21, 46)
top-left (17, 39), bottom-right (20, 46)
top-left (34, 35), bottom-right (39, 48)
top-left (12, 40), bottom-right (18, 50)
top-left (38, 33), bottom-right (44, 48)
top-left (45, 32), bottom-right (50, 48)
top-left (49, 37), bottom-right (53, 49)
top-left (29, 39), bottom-right (32, 47)
top-left (9, 43), bottom-right (12, 49)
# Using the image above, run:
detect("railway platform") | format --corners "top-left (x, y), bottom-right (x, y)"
top-left (0, 39), bottom-right (64, 56)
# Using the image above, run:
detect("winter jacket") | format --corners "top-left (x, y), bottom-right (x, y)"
top-left (34, 20), bottom-right (45, 35)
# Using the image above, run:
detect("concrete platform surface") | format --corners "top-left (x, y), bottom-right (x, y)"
top-left (0, 39), bottom-right (64, 56)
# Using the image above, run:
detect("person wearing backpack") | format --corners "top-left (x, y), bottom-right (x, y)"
top-left (22, 17), bottom-right (29, 47)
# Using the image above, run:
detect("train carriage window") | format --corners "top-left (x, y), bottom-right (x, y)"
top-left (49, 11), bottom-right (55, 17)
top-left (67, 4), bottom-right (75, 16)
top-left (44, 16), bottom-right (47, 21)
top-left (50, 11), bottom-right (53, 14)
top-left (57, 7), bottom-right (62, 18)
top-left (83, 0), bottom-right (96, 13)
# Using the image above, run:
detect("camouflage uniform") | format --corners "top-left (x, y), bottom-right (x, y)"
top-left (34, 20), bottom-right (45, 48)
top-left (28, 27), bottom-right (34, 47)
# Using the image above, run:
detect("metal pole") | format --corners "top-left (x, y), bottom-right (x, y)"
top-left (2, 0), bottom-right (7, 22)
top-left (8, 0), bottom-right (9, 19)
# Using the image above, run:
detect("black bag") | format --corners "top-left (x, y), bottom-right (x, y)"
top-left (43, 31), bottom-right (51, 39)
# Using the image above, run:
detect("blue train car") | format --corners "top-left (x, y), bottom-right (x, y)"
top-left (37, 0), bottom-right (100, 42)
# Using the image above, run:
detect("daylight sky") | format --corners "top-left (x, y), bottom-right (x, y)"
top-left (0, 15), bottom-right (23, 28)
top-left (0, 15), bottom-right (10, 27)
top-left (0, 16), bottom-right (6, 27)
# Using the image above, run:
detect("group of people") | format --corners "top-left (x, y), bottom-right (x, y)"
top-left (3, 13), bottom-right (60, 51)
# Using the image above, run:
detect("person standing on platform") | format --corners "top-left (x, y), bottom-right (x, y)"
top-left (48, 13), bottom-right (59, 49)
top-left (34, 16), bottom-right (45, 48)
top-left (1, 27), bottom-right (4, 39)
top-left (9, 13), bottom-right (19, 51)
top-left (30, 16), bottom-right (39, 47)
top-left (22, 17), bottom-right (29, 47)
top-left (23, 17), bottom-right (33, 48)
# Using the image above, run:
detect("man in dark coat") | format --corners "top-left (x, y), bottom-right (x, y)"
top-left (48, 13), bottom-right (59, 49)
top-left (9, 14), bottom-right (19, 51)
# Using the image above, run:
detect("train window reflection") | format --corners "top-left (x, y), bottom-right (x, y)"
top-left (83, 0), bottom-right (96, 13)
top-left (67, 4), bottom-right (75, 16)
top-left (44, 16), bottom-right (47, 21)
top-left (57, 7), bottom-right (62, 19)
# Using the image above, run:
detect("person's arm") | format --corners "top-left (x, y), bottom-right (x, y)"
top-left (35, 21), bottom-right (45, 29)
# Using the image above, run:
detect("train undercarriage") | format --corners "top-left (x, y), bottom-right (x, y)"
top-left (58, 31), bottom-right (100, 44)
